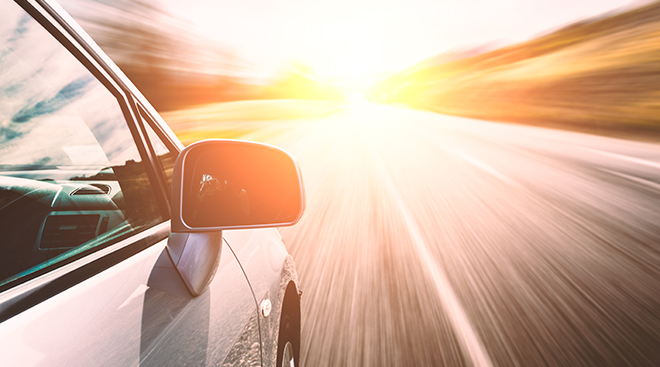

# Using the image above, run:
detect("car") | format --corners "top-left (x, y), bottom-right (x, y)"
top-left (0, 0), bottom-right (305, 366)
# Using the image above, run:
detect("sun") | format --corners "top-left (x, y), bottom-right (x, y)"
top-left (287, 20), bottom-right (388, 93)
top-left (173, 0), bottom-right (438, 94)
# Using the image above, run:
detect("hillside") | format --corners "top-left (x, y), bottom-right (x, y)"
top-left (369, 1), bottom-right (660, 140)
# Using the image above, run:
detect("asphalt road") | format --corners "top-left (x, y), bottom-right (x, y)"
top-left (239, 100), bottom-right (660, 366)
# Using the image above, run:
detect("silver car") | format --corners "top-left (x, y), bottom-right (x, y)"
top-left (0, 0), bottom-right (305, 366)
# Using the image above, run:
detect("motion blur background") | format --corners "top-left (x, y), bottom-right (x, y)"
top-left (57, 1), bottom-right (660, 366)
top-left (59, 0), bottom-right (660, 142)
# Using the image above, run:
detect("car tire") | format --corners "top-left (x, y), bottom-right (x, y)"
top-left (277, 312), bottom-right (300, 367)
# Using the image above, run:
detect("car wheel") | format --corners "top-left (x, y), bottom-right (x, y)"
top-left (277, 313), bottom-right (300, 367)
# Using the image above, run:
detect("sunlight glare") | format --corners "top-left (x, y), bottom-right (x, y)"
top-left (292, 20), bottom-right (391, 93)
top-left (178, 0), bottom-right (437, 93)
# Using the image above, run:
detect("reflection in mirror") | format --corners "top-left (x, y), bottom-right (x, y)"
top-left (179, 141), bottom-right (303, 229)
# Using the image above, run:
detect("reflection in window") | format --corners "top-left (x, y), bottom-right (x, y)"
top-left (0, 1), bottom-right (163, 288)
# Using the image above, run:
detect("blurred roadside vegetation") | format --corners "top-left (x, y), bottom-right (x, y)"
top-left (368, 1), bottom-right (660, 141)
top-left (60, 0), bottom-right (345, 112)
top-left (162, 99), bottom-right (344, 144)
top-left (262, 63), bottom-right (345, 101)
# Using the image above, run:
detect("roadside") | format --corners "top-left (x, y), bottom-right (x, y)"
top-left (368, 1), bottom-right (660, 144)
top-left (162, 99), bottom-right (345, 145)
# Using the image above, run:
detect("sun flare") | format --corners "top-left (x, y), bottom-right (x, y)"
top-left (179, 0), bottom-right (437, 94)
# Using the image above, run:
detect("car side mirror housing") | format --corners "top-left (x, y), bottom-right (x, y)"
top-left (171, 139), bottom-right (305, 232)
top-left (167, 139), bottom-right (305, 296)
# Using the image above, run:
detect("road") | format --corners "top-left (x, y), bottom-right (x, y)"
top-left (197, 100), bottom-right (660, 366)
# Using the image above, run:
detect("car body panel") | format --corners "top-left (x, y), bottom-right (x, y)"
top-left (223, 228), bottom-right (300, 366)
top-left (0, 232), bottom-right (260, 366)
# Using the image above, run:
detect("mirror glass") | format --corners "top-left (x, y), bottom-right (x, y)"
top-left (181, 142), bottom-right (303, 228)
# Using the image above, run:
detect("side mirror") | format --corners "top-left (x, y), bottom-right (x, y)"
top-left (166, 139), bottom-right (305, 296)
top-left (171, 139), bottom-right (305, 231)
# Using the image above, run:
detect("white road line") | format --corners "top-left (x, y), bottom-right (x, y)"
top-left (444, 147), bottom-right (518, 187)
top-left (599, 168), bottom-right (660, 192)
top-left (579, 147), bottom-right (660, 169)
top-left (368, 147), bottom-right (494, 367)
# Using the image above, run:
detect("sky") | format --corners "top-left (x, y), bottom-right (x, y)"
top-left (161, 0), bottom-right (644, 85)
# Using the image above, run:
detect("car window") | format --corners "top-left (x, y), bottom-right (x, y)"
top-left (0, 1), bottom-right (164, 288)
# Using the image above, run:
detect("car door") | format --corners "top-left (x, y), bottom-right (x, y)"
top-left (0, 0), bottom-right (260, 365)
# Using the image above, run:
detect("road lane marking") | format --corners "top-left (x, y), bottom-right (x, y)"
top-left (579, 147), bottom-right (660, 169)
top-left (368, 147), bottom-right (494, 367)
top-left (599, 168), bottom-right (660, 192)
top-left (444, 147), bottom-right (518, 187)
